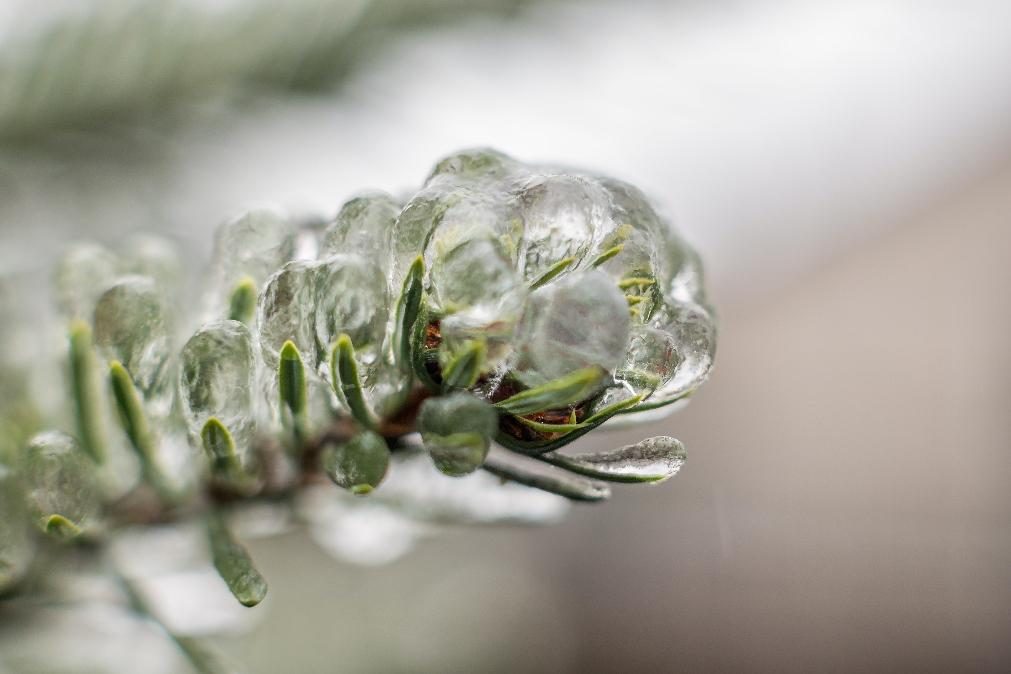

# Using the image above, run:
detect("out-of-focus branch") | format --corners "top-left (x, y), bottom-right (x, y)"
top-left (0, 0), bottom-right (530, 143)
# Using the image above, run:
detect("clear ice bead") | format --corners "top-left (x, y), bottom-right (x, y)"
top-left (93, 276), bottom-right (171, 402)
top-left (178, 320), bottom-right (256, 458)
top-left (592, 179), bottom-right (659, 279)
top-left (256, 262), bottom-right (338, 430)
top-left (424, 189), bottom-right (522, 271)
top-left (54, 243), bottom-right (120, 320)
top-left (426, 147), bottom-right (519, 183)
top-left (319, 191), bottom-right (399, 266)
top-left (616, 325), bottom-right (683, 398)
top-left (256, 260), bottom-right (317, 363)
top-left (313, 255), bottom-right (389, 367)
top-left (208, 208), bottom-right (295, 314)
top-left (429, 237), bottom-right (520, 314)
top-left (513, 270), bottom-right (630, 387)
top-left (648, 298), bottom-right (717, 404)
top-left (390, 184), bottom-right (448, 290)
top-left (23, 431), bottom-right (101, 533)
top-left (516, 174), bottom-right (611, 282)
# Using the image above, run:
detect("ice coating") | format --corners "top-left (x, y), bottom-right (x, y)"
top-left (429, 237), bottom-right (520, 314)
top-left (313, 254), bottom-right (388, 366)
top-left (543, 436), bottom-right (686, 484)
top-left (511, 270), bottom-right (630, 388)
top-left (178, 320), bottom-right (256, 458)
top-left (320, 191), bottom-right (399, 267)
top-left (23, 431), bottom-right (101, 533)
top-left (93, 276), bottom-right (172, 401)
top-left (208, 208), bottom-right (296, 316)
top-left (3, 148), bottom-right (712, 610)
top-left (392, 148), bottom-right (716, 413)
top-left (256, 260), bottom-right (317, 363)
top-left (516, 174), bottom-right (610, 281)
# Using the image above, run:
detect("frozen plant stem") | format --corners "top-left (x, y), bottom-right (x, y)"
top-left (207, 510), bottom-right (268, 607)
top-left (6, 147), bottom-right (716, 615)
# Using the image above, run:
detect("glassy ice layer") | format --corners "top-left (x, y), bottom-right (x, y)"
top-left (93, 276), bottom-right (172, 402)
top-left (23, 431), bottom-right (100, 533)
top-left (179, 320), bottom-right (256, 458)
top-left (320, 191), bottom-right (399, 270)
top-left (387, 147), bottom-right (717, 412)
top-left (48, 147), bottom-right (713, 514)
top-left (208, 208), bottom-right (295, 317)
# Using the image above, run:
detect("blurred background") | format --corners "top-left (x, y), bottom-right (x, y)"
top-left (2, 0), bottom-right (1010, 672)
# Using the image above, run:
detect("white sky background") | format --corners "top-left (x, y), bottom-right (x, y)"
top-left (3, 0), bottom-right (1011, 303)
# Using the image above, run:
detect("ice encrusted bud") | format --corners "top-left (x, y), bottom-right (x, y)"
top-left (207, 208), bottom-right (296, 318)
top-left (93, 276), bottom-right (172, 413)
top-left (23, 431), bottom-right (101, 536)
top-left (179, 320), bottom-right (256, 462)
top-left (511, 270), bottom-right (630, 389)
top-left (386, 148), bottom-right (716, 423)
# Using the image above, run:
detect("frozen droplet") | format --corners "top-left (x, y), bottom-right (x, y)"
top-left (617, 325), bottom-right (683, 398)
top-left (320, 191), bottom-right (399, 266)
top-left (0, 463), bottom-right (34, 590)
top-left (323, 431), bottom-right (390, 493)
top-left (313, 255), bottom-right (389, 367)
top-left (544, 436), bottom-right (686, 484)
top-left (92, 276), bottom-right (172, 408)
top-left (208, 208), bottom-right (295, 316)
top-left (601, 177), bottom-right (707, 304)
top-left (423, 189), bottom-right (522, 273)
top-left (418, 393), bottom-right (498, 476)
top-left (429, 237), bottom-right (519, 314)
top-left (23, 431), bottom-right (101, 534)
top-left (426, 147), bottom-right (518, 183)
top-left (649, 299), bottom-right (717, 404)
top-left (390, 184), bottom-right (448, 289)
top-left (592, 182), bottom-right (657, 277)
top-left (439, 289), bottom-right (526, 373)
top-left (513, 270), bottom-right (630, 387)
top-left (122, 233), bottom-right (182, 295)
top-left (517, 174), bottom-right (611, 282)
top-left (256, 261), bottom-right (316, 363)
top-left (179, 320), bottom-right (255, 459)
top-left (54, 243), bottom-right (121, 320)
